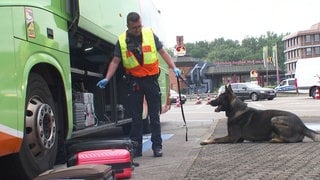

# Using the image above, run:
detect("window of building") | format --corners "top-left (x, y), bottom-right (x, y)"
top-left (315, 34), bottom-right (320, 42)
top-left (306, 47), bottom-right (312, 55)
top-left (289, 63), bottom-right (293, 71)
top-left (315, 47), bottom-right (320, 55)
top-left (306, 35), bottom-right (311, 43)
top-left (294, 38), bottom-right (297, 45)
top-left (290, 51), bottom-right (292, 59)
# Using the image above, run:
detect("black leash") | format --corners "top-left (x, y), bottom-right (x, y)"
top-left (176, 76), bottom-right (188, 141)
top-left (178, 75), bottom-right (191, 88)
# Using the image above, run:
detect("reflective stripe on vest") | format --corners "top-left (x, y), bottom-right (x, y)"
top-left (119, 28), bottom-right (159, 77)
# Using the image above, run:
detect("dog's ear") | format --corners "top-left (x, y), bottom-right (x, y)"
top-left (227, 84), bottom-right (233, 93)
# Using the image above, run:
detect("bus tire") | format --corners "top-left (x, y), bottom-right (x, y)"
top-left (18, 73), bottom-right (58, 178)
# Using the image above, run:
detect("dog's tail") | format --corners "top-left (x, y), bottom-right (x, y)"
top-left (304, 127), bottom-right (320, 141)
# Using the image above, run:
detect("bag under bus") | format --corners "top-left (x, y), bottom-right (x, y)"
top-left (34, 164), bottom-right (115, 180)
top-left (66, 138), bottom-right (138, 166)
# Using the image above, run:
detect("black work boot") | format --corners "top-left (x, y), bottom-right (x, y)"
top-left (153, 148), bottom-right (163, 157)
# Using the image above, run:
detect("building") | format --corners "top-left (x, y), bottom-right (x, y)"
top-left (282, 22), bottom-right (320, 78)
top-left (205, 60), bottom-right (280, 90)
top-left (170, 38), bottom-right (283, 94)
top-left (172, 58), bottom-right (281, 94)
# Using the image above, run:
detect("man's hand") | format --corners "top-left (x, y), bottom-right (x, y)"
top-left (173, 67), bottom-right (181, 77)
top-left (96, 78), bottom-right (109, 88)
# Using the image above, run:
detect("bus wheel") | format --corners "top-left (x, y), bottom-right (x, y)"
top-left (19, 73), bottom-right (58, 178)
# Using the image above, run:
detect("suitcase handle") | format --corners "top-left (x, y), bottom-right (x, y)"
top-left (113, 169), bottom-right (124, 174)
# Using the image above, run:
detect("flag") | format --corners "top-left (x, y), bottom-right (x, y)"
top-left (263, 46), bottom-right (268, 67)
top-left (273, 44), bottom-right (280, 84)
top-left (272, 45), bottom-right (277, 66)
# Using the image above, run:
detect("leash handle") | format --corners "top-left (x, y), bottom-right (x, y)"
top-left (177, 76), bottom-right (188, 141)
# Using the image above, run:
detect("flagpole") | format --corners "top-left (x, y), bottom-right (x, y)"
top-left (263, 46), bottom-right (268, 86)
top-left (272, 44), bottom-right (280, 85)
top-left (266, 58), bottom-right (269, 86)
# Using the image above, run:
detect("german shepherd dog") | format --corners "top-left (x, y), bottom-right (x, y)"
top-left (200, 85), bottom-right (320, 145)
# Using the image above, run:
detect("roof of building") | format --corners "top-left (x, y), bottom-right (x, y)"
top-left (283, 22), bottom-right (320, 40)
top-left (205, 63), bottom-right (279, 75)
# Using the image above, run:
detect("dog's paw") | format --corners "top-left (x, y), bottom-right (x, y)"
top-left (313, 134), bottom-right (320, 142)
top-left (200, 136), bottom-right (215, 145)
top-left (269, 138), bottom-right (286, 143)
top-left (200, 141), bottom-right (209, 145)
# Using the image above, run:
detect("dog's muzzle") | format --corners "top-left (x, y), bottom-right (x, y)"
top-left (209, 99), bottom-right (222, 112)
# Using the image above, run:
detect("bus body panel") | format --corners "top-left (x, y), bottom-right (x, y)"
top-left (0, 7), bottom-right (20, 155)
top-left (25, 6), bottom-right (69, 53)
top-left (0, 0), bottom-right (170, 178)
top-left (77, 0), bottom-right (140, 45)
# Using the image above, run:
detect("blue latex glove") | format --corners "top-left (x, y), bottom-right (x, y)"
top-left (173, 67), bottom-right (181, 77)
top-left (96, 78), bottom-right (109, 89)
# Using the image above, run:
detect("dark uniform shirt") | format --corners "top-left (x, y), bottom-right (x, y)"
top-left (114, 31), bottom-right (163, 65)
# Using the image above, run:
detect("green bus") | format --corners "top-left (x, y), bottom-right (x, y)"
top-left (0, 0), bottom-right (170, 178)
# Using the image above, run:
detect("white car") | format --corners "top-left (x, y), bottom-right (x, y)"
top-left (170, 89), bottom-right (187, 104)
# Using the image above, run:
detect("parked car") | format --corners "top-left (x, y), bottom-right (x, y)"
top-left (274, 78), bottom-right (296, 92)
top-left (170, 89), bottom-right (187, 104)
top-left (218, 83), bottom-right (276, 101)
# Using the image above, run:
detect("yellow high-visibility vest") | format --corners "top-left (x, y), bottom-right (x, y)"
top-left (119, 28), bottom-right (159, 77)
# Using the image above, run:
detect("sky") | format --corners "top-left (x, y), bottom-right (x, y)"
top-left (151, 0), bottom-right (320, 47)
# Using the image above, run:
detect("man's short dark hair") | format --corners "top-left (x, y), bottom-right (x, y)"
top-left (127, 12), bottom-right (140, 24)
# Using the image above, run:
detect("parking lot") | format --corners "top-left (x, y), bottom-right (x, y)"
top-left (131, 94), bottom-right (320, 179)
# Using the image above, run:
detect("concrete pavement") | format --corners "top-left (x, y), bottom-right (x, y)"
top-left (131, 98), bottom-right (320, 180)
top-left (184, 117), bottom-right (320, 180)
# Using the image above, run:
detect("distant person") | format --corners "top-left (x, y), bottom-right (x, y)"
top-left (97, 12), bottom-right (181, 157)
top-left (295, 78), bottom-right (299, 94)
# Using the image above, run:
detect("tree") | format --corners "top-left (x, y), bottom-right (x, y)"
top-left (180, 32), bottom-right (287, 71)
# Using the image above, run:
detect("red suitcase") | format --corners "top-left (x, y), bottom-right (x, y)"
top-left (77, 149), bottom-right (133, 179)
top-left (66, 138), bottom-right (138, 167)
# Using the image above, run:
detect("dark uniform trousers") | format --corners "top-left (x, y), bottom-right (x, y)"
top-left (127, 75), bottom-right (162, 155)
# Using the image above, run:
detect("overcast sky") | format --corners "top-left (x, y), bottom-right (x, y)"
top-left (151, 0), bottom-right (320, 47)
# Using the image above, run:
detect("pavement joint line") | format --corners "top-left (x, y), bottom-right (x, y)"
top-left (201, 118), bottom-right (220, 140)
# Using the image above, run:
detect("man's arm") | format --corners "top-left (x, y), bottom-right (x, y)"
top-left (96, 56), bottom-right (121, 88)
top-left (105, 56), bottom-right (121, 80)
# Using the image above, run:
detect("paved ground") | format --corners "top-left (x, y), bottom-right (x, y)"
top-left (131, 96), bottom-right (320, 180)
top-left (184, 118), bottom-right (320, 180)
top-left (132, 117), bottom-right (320, 180)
